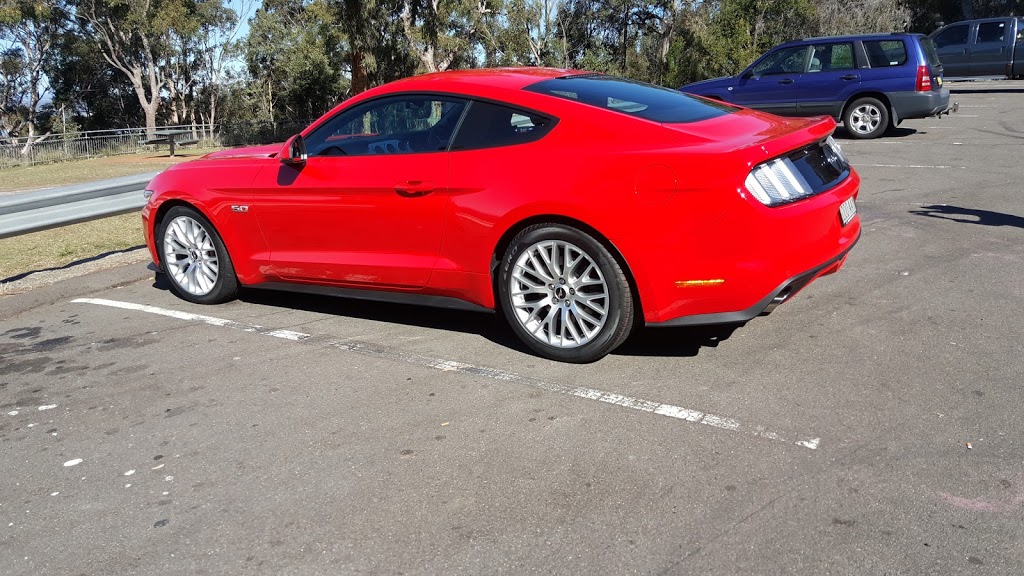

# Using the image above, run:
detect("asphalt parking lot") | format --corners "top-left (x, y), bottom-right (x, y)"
top-left (2, 81), bottom-right (1023, 575)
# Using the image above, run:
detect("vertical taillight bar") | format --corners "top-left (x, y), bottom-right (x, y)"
top-left (916, 65), bottom-right (932, 92)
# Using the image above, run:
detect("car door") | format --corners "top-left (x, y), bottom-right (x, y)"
top-left (970, 20), bottom-right (1010, 76)
top-left (932, 23), bottom-right (971, 77)
top-left (249, 95), bottom-right (469, 288)
top-left (730, 45), bottom-right (808, 115)
top-left (798, 41), bottom-right (860, 117)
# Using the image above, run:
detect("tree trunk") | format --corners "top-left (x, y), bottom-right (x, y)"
top-left (351, 50), bottom-right (368, 94)
top-left (144, 104), bottom-right (157, 139)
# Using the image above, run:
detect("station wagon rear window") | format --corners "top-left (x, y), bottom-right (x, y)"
top-left (525, 75), bottom-right (733, 123)
top-left (864, 40), bottom-right (908, 67)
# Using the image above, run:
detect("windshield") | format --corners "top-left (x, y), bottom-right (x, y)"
top-left (524, 75), bottom-right (734, 123)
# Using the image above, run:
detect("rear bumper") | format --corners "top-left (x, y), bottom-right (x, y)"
top-left (641, 170), bottom-right (861, 326)
top-left (889, 88), bottom-right (951, 120)
top-left (647, 233), bottom-right (858, 327)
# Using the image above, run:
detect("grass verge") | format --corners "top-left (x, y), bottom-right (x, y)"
top-left (0, 147), bottom-right (220, 193)
top-left (0, 148), bottom-right (220, 283)
top-left (0, 212), bottom-right (146, 283)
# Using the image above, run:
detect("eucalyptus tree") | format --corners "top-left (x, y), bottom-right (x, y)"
top-left (73, 0), bottom-right (213, 136)
top-left (0, 0), bottom-right (66, 143)
top-left (399, 0), bottom-right (495, 72)
top-left (245, 0), bottom-right (347, 122)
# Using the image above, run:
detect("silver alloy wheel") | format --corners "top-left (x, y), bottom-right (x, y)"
top-left (508, 239), bottom-right (609, 348)
top-left (849, 103), bottom-right (882, 135)
top-left (163, 215), bottom-right (220, 296)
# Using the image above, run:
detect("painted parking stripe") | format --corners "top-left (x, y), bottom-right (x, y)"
top-left (74, 298), bottom-right (821, 450)
top-left (863, 164), bottom-right (965, 169)
top-left (330, 340), bottom-right (821, 449)
top-left (71, 298), bottom-right (310, 341)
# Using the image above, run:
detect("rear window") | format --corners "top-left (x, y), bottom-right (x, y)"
top-left (920, 37), bottom-right (941, 67)
top-left (863, 40), bottom-right (908, 67)
top-left (524, 75), bottom-right (733, 123)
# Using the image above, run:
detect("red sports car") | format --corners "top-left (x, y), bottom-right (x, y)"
top-left (142, 68), bottom-right (860, 362)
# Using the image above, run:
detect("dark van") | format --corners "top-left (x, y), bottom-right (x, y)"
top-left (929, 17), bottom-right (1024, 79)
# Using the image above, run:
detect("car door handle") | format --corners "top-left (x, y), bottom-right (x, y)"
top-left (840, 74), bottom-right (858, 81)
top-left (778, 79), bottom-right (794, 85)
top-left (394, 181), bottom-right (435, 197)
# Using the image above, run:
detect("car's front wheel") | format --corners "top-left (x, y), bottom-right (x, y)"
top-left (844, 97), bottom-right (889, 139)
top-left (158, 206), bottom-right (238, 304)
top-left (498, 224), bottom-right (634, 363)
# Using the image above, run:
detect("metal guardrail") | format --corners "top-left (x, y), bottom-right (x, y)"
top-left (0, 172), bottom-right (159, 239)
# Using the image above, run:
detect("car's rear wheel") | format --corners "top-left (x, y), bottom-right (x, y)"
top-left (844, 97), bottom-right (889, 139)
top-left (498, 224), bottom-right (634, 363)
top-left (158, 206), bottom-right (238, 304)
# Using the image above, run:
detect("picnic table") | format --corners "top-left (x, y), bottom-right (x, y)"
top-left (142, 129), bottom-right (201, 157)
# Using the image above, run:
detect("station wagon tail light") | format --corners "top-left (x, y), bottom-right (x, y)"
top-left (916, 66), bottom-right (931, 91)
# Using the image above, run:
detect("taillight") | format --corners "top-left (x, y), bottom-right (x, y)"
top-left (916, 66), bottom-right (931, 91)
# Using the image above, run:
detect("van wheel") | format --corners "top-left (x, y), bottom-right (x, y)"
top-left (844, 97), bottom-right (889, 139)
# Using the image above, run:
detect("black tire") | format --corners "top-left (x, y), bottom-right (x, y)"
top-left (843, 97), bottom-right (889, 139)
top-left (498, 224), bottom-right (634, 363)
top-left (157, 205), bottom-right (239, 304)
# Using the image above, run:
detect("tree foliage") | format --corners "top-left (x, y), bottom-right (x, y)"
top-left (0, 0), bottom-right (1013, 138)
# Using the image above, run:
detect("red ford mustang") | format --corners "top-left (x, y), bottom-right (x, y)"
top-left (142, 68), bottom-right (860, 362)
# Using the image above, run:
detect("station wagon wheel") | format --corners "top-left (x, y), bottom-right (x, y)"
top-left (844, 97), bottom-right (889, 139)
top-left (158, 205), bottom-right (239, 304)
top-left (498, 224), bottom-right (634, 363)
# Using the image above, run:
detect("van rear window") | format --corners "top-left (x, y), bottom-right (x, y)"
top-left (864, 40), bottom-right (908, 67)
top-left (920, 37), bottom-right (941, 67)
top-left (524, 75), bottom-right (734, 123)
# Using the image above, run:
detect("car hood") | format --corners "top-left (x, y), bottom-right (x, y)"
top-left (199, 143), bottom-right (283, 160)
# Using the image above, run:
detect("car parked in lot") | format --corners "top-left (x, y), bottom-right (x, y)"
top-left (142, 68), bottom-right (860, 362)
top-left (680, 33), bottom-right (950, 139)
top-left (929, 17), bottom-right (1024, 79)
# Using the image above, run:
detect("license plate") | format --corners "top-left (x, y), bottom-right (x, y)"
top-left (839, 197), bottom-right (857, 226)
top-left (937, 76), bottom-right (943, 87)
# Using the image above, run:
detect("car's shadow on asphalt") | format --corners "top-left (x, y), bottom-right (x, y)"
top-left (236, 286), bottom-right (526, 350)
top-left (613, 324), bottom-right (743, 358)
top-left (834, 126), bottom-right (919, 140)
top-left (151, 275), bottom-right (742, 360)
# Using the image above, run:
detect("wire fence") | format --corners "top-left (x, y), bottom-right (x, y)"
top-left (0, 121), bottom-right (313, 170)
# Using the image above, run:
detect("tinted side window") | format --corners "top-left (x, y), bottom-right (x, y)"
top-left (976, 22), bottom-right (1006, 43)
top-left (808, 43), bottom-right (854, 72)
top-left (450, 101), bottom-right (555, 151)
top-left (752, 46), bottom-right (808, 75)
top-left (305, 96), bottom-right (468, 157)
top-left (864, 40), bottom-right (908, 67)
top-left (934, 25), bottom-right (969, 48)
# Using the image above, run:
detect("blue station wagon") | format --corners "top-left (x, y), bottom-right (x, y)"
top-left (680, 33), bottom-right (951, 139)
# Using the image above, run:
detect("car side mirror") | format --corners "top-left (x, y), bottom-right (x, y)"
top-left (740, 69), bottom-right (755, 80)
top-left (280, 134), bottom-right (307, 167)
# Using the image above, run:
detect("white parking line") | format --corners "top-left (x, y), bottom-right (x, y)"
top-left (71, 298), bottom-right (310, 341)
top-left (74, 298), bottom-right (822, 450)
top-left (862, 164), bottom-right (965, 169)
